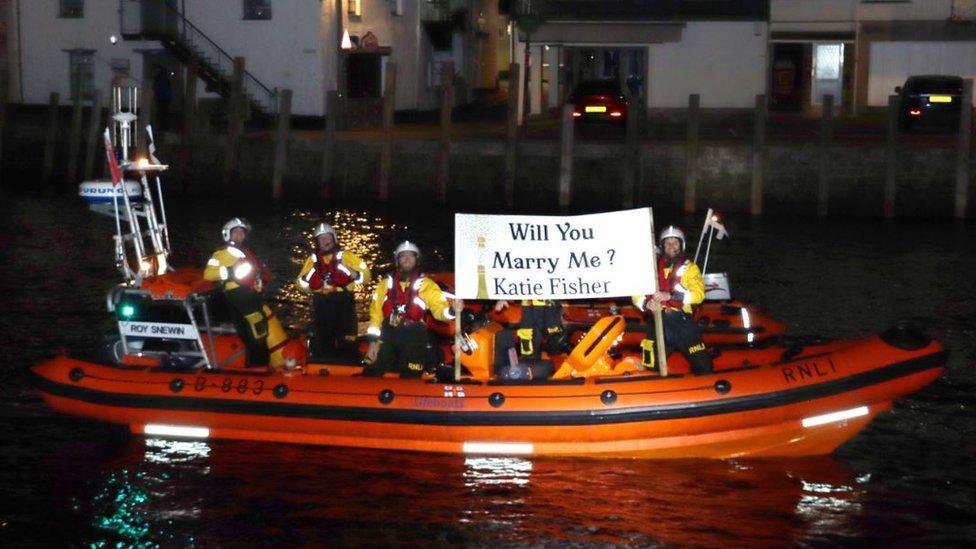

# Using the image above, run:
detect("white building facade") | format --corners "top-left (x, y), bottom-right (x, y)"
top-left (3, 0), bottom-right (502, 116)
top-left (512, 0), bottom-right (769, 118)
top-left (771, 0), bottom-right (976, 113)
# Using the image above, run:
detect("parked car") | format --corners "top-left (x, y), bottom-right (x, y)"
top-left (896, 75), bottom-right (964, 132)
top-left (570, 80), bottom-right (628, 123)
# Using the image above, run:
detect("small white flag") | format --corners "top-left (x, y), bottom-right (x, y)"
top-left (708, 217), bottom-right (729, 240)
top-left (146, 125), bottom-right (160, 165)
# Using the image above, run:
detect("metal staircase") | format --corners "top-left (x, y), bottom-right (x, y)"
top-left (422, 0), bottom-right (460, 51)
top-left (124, 0), bottom-right (277, 116)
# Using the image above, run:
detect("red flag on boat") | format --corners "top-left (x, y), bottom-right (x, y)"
top-left (103, 129), bottom-right (123, 186)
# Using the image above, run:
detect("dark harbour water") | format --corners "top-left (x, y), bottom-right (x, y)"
top-left (1, 195), bottom-right (975, 547)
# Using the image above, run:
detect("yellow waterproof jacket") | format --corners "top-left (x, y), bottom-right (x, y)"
top-left (367, 273), bottom-right (454, 337)
top-left (295, 249), bottom-right (371, 293)
top-left (632, 259), bottom-right (705, 314)
top-left (204, 245), bottom-right (268, 291)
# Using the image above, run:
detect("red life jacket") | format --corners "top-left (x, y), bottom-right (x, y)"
top-left (381, 272), bottom-right (427, 323)
top-left (308, 248), bottom-right (358, 290)
top-left (652, 254), bottom-right (690, 311)
top-left (230, 245), bottom-right (270, 290)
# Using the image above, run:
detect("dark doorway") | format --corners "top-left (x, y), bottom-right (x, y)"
top-left (770, 43), bottom-right (805, 112)
top-left (347, 54), bottom-right (382, 99)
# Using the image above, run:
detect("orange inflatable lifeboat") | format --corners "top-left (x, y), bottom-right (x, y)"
top-left (32, 273), bottom-right (945, 458)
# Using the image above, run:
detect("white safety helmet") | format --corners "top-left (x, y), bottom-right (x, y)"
top-left (221, 217), bottom-right (251, 243)
top-left (393, 240), bottom-right (421, 261)
top-left (659, 225), bottom-right (685, 251)
top-left (313, 222), bottom-right (337, 241)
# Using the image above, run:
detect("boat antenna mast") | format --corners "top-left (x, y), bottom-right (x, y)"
top-left (98, 83), bottom-right (171, 284)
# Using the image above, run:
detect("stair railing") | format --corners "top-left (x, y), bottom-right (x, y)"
top-left (149, 1), bottom-right (278, 114)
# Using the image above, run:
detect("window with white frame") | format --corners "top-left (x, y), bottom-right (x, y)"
top-left (243, 0), bottom-right (272, 20)
top-left (69, 50), bottom-right (95, 101)
top-left (60, 0), bottom-right (84, 18)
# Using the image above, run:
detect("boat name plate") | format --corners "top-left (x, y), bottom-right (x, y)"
top-left (119, 320), bottom-right (199, 340)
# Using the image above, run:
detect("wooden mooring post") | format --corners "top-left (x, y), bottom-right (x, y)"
top-left (66, 87), bottom-right (84, 184)
top-left (223, 57), bottom-right (246, 189)
top-left (622, 95), bottom-right (639, 208)
top-left (436, 62), bottom-right (454, 205)
top-left (505, 63), bottom-right (520, 208)
top-left (180, 60), bottom-right (199, 193)
top-left (955, 78), bottom-right (972, 220)
top-left (817, 94), bottom-right (834, 217)
top-left (751, 94), bottom-right (766, 216)
top-left (140, 78), bottom-right (155, 133)
top-left (558, 104), bottom-right (574, 211)
top-left (683, 93), bottom-right (699, 214)
top-left (271, 89), bottom-right (293, 201)
top-left (378, 62), bottom-right (397, 202)
top-left (0, 70), bottom-right (6, 193)
top-left (42, 92), bottom-right (60, 188)
top-left (884, 94), bottom-right (899, 219)
top-left (320, 90), bottom-right (338, 199)
top-left (83, 90), bottom-right (104, 180)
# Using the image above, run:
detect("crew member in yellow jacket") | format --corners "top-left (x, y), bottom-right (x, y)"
top-left (295, 222), bottom-right (371, 360)
top-left (633, 225), bottom-right (714, 375)
top-left (363, 241), bottom-right (455, 377)
top-left (204, 218), bottom-right (282, 368)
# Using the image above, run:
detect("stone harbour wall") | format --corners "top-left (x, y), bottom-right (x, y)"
top-left (3, 122), bottom-right (972, 219)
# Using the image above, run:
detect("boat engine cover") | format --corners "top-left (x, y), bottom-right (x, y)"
top-left (497, 359), bottom-right (555, 381)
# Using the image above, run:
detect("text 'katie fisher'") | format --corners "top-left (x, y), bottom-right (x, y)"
top-left (493, 277), bottom-right (612, 296)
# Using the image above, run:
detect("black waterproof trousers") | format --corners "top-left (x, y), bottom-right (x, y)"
top-left (517, 301), bottom-right (567, 359)
top-left (311, 291), bottom-right (358, 360)
top-left (647, 309), bottom-right (714, 375)
top-left (224, 287), bottom-right (270, 367)
top-left (363, 322), bottom-right (440, 378)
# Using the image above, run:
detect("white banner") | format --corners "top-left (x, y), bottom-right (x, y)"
top-left (119, 321), bottom-right (199, 340)
top-left (454, 208), bottom-right (657, 300)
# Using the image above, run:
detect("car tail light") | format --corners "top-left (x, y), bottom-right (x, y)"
top-left (573, 111), bottom-right (581, 118)
top-left (908, 109), bottom-right (922, 117)
top-left (610, 111), bottom-right (623, 118)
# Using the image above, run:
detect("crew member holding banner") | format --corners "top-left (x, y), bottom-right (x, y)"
top-left (295, 222), bottom-right (371, 360)
top-left (364, 241), bottom-right (456, 378)
top-left (634, 226), bottom-right (714, 375)
top-left (204, 218), bottom-right (275, 367)
top-left (495, 299), bottom-right (570, 361)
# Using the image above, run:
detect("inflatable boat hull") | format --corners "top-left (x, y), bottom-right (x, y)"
top-left (31, 333), bottom-right (944, 459)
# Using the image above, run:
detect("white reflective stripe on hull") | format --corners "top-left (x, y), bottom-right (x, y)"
top-left (462, 442), bottom-right (534, 455)
top-left (144, 424), bottom-right (210, 438)
top-left (801, 406), bottom-right (869, 428)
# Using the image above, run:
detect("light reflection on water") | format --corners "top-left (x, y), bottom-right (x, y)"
top-left (76, 444), bottom-right (875, 547)
top-left (85, 439), bottom-right (214, 547)
top-left (796, 477), bottom-right (863, 537)
top-left (463, 456), bottom-right (533, 488)
top-left (143, 438), bottom-right (211, 466)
